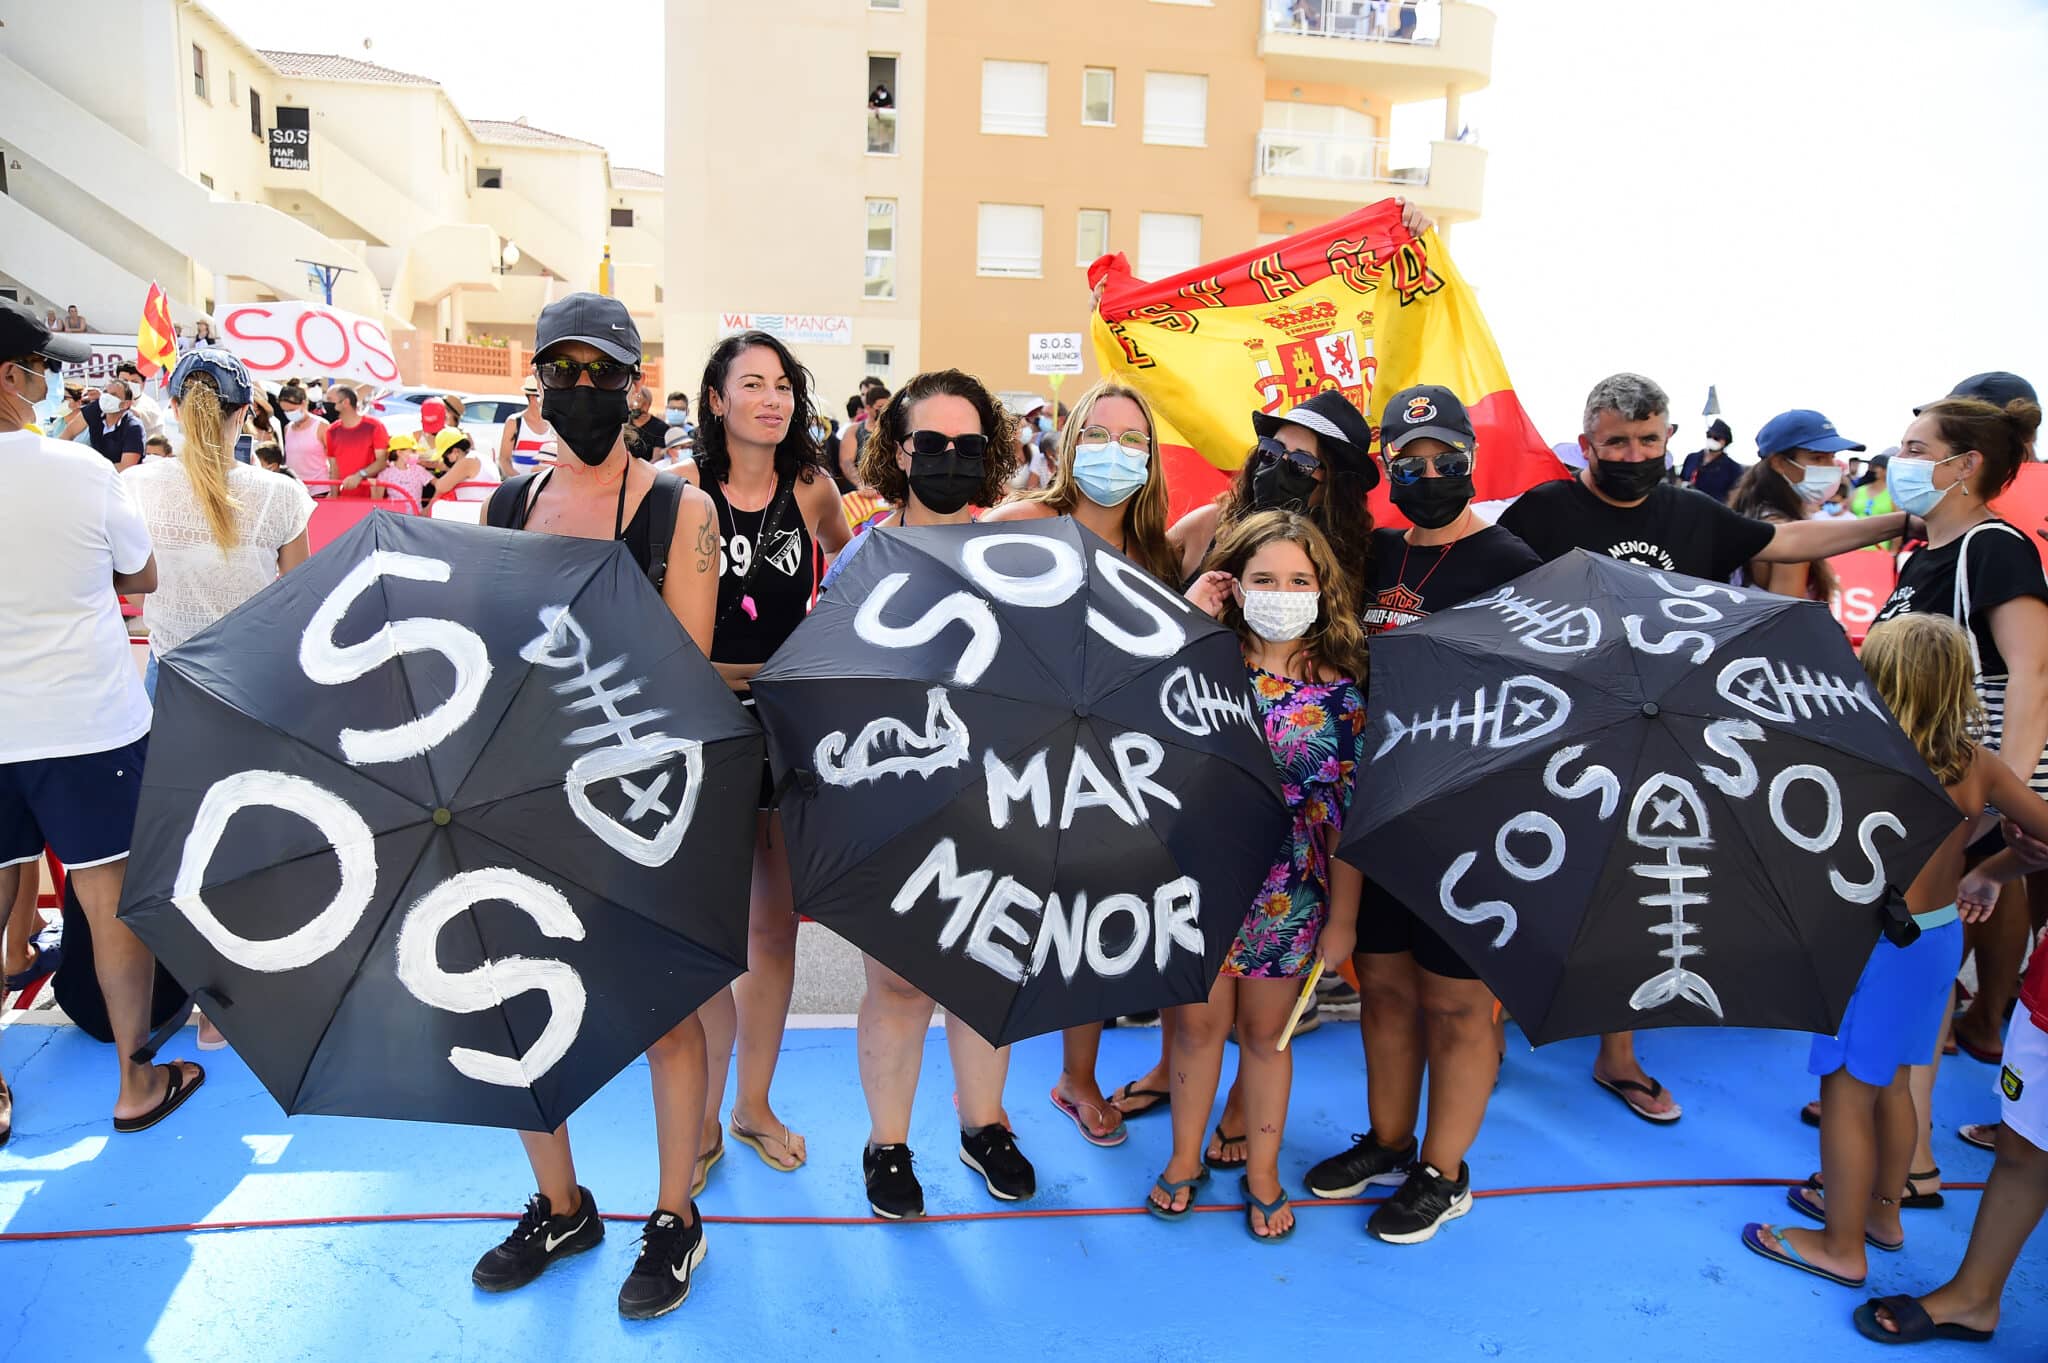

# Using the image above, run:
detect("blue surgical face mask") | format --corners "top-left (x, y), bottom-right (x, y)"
top-left (665, 407), bottom-right (688, 425)
top-left (1793, 463), bottom-right (1841, 505)
top-left (1888, 454), bottom-right (1960, 517)
top-left (1072, 440), bottom-right (1149, 507)
top-left (1036, 414), bottom-right (1054, 434)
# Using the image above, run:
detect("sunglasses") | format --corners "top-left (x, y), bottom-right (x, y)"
top-left (1078, 425), bottom-right (1151, 453)
top-left (1254, 437), bottom-right (1322, 477)
top-left (907, 430), bottom-right (989, 458)
top-left (534, 357), bottom-right (637, 392)
top-left (1385, 448), bottom-right (1474, 485)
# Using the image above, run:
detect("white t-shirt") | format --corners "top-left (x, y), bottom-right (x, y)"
top-left (0, 431), bottom-right (155, 761)
top-left (124, 459), bottom-right (315, 654)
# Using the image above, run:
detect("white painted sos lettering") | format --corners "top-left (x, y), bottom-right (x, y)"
top-left (166, 554), bottom-right (682, 1090)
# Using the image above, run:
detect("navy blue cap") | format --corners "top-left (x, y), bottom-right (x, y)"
top-left (1756, 409), bottom-right (1864, 459)
top-left (168, 346), bottom-right (254, 406)
top-left (1949, 371), bottom-right (2038, 408)
top-left (535, 292), bottom-right (640, 366)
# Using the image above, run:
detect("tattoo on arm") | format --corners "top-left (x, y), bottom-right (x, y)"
top-left (693, 511), bottom-right (718, 573)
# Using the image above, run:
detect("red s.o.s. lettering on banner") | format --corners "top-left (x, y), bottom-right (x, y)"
top-left (296, 309), bottom-right (352, 371)
top-left (353, 321), bottom-right (400, 383)
top-left (223, 308), bottom-right (294, 372)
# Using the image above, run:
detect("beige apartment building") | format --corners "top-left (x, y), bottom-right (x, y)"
top-left (667, 0), bottom-right (1493, 407)
top-left (0, 0), bottom-right (664, 387)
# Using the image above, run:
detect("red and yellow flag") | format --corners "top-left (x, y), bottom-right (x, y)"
top-left (136, 282), bottom-right (176, 377)
top-left (1090, 201), bottom-right (1564, 524)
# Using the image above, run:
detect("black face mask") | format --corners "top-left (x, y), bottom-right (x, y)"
top-left (1388, 473), bottom-right (1474, 529)
top-left (1250, 456), bottom-right (1320, 513)
top-left (1590, 455), bottom-right (1669, 502)
top-left (907, 452), bottom-right (984, 515)
top-left (542, 386), bottom-right (631, 466)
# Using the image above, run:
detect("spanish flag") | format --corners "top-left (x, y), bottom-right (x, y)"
top-left (136, 281), bottom-right (176, 378)
top-left (1090, 201), bottom-right (1564, 524)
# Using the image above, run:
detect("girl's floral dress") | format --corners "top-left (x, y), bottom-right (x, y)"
top-left (1221, 666), bottom-right (1364, 979)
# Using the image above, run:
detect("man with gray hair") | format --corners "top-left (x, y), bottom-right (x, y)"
top-left (1499, 372), bottom-right (1919, 1122)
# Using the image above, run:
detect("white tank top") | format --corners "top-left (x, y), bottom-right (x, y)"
top-left (453, 454), bottom-right (504, 502)
top-left (507, 413), bottom-right (557, 470)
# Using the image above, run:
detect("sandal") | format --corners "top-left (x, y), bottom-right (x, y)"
top-left (0, 1076), bottom-right (11, 1147)
top-left (1108, 1080), bottom-right (1169, 1118)
top-left (1145, 1167), bottom-right (1209, 1222)
top-left (1782, 1184), bottom-right (1903, 1251)
top-left (1740, 1222), bottom-right (1864, 1288)
top-left (113, 1061), bottom-right (205, 1134)
top-left (692, 1134), bottom-right (724, 1198)
top-left (1796, 1169), bottom-right (1943, 1212)
top-left (1852, 1295), bottom-right (1995, 1345)
top-left (4, 943), bottom-right (59, 992)
top-left (1204, 1124), bottom-right (1248, 1170)
top-left (1240, 1175), bottom-right (1295, 1243)
top-left (1953, 1032), bottom-right (2003, 1066)
top-left (1049, 1088), bottom-right (1127, 1148)
top-left (1957, 1122), bottom-right (1999, 1152)
top-left (1593, 1072), bottom-right (1681, 1123)
top-left (729, 1117), bottom-right (805, 1172)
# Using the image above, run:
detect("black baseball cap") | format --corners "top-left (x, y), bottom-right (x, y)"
top-left (1380, 384), bottom-right (1476, 456)
top-left (0, 298), bottom-right (91, 366)
top-left (1915, 370), bottom-right (2037, 415)
top-left (534, 292), bottom-right (641, 366)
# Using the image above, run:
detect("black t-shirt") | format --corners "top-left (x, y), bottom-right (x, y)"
top-left (1874, 519), bottom-right (2048, 678)
top-left (629, 414), bottom-right (670, 453)
top-left (1497, 476), bottom-right (1775, 579)
top-left (1363, 525), bottom-right (1542, 634)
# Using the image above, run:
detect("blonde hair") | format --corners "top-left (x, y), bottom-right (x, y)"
top-left (1860, 613), bottom-right (1982, 785)
top-left (1204, 509), bottom-right (1371, 685)
top-left (1013, 380), bottom-right (1181, 588)
top-left (174, 375), bottom-right (243, 551)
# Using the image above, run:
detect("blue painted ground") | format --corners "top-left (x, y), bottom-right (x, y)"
top-left (0, 1019), bottom-right (2039, 1362)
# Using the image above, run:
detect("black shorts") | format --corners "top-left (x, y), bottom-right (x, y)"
top-left (1353, 876), bottom-right (1480, 981)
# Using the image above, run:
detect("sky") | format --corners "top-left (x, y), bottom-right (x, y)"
top-left (202, 0), bottom-right (2048, 453)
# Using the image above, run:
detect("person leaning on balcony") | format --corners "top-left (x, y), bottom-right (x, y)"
top-left (61, 305), bottom-right (89, 334)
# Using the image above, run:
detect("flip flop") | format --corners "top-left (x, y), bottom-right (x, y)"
top-left (1204, 1124), bottom-right (1248, 1170)
top-left (4, 943), bottom-right (59, 992)
top-left (1241, 1175), bottom-right (1295, 1244)
top-left (1049, 1088), bottom-right (1127, 1147)
top-left (1796, 1169), bottom-right (1943, 1212)
top-left (1799, 1099), bottom-right (1822, 1128)
top-left (1593, 1073), bottom-right (1682, 1123)
top-left (692, 1135), bottom-right (724, 1198)
top-left (729, 1118), bottom-right (805, 1172)
top-left (1782, 1185), bottom-right (1903, 1251)
top-left (1957, 1122), bottom-right (2000, 1152)
top-left (1852, 1295), bottom-right (1995, 1345)
top-left (1108, 1080), bottom-right (1169, 1118)
top-left (1954, 1033), bottom-right (2003, 1066)
top-left (113, 1061), bottom-right (205, 1135)
top-left (1740, 1222), bottom-right (1864, 1288)
top-left (1145, 1167), bottom-right (1209, 1222)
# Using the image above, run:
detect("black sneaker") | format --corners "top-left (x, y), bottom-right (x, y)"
top-left (864, 1142), bottom-right (924, 1219)
top-left (1367, 1161), bottom-right (1472, 1245)
top-left (959, 1124), bottom-right (1036, 1202)
top-left (471, 1186), bottom-right (603, 1292)
top-left (617, 1206), bottom-right (706, 1320)
top-left (1303, 1133), bottom-right (1417, 1199)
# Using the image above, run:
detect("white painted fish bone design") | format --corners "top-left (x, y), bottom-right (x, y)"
top-left (1716, 656), bottom-right (1884, 725)
top-left (1452, 586), bottom-right (1603, 654)
top-left (1623, 772), bottom-right (1723, 1019)
top-left (1373, 675), bottom-right (1572, 761)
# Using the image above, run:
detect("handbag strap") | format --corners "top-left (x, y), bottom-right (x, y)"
top-left (1952, 519), bottom-right (2026, 685)
top-left (716, 477), bottom-right (792, 630)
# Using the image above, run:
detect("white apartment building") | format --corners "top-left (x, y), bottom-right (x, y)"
top-left (0, 1), bottom-right (663, 378)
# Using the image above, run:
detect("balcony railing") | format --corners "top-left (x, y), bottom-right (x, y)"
top-left (1256, 130), bottom-right (1429, 186)
top-left (1262, 0), bottom-right (1443, 45)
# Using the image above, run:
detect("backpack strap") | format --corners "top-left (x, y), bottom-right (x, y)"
top-left (644, 471), bottom-right (687, 593)
top-left (486, 470), bottom-right (542, 529)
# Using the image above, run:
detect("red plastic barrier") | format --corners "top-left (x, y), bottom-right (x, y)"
top-left (301, 481), bottom-right (421, 552)
top-left (1828, 549), bottom-right (1897, 648)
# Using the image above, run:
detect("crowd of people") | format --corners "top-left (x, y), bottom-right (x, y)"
top-left (0, 287), bottom-right (2043, 1342)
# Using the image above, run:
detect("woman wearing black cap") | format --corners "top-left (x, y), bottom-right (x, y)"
top-left (671, 330), bottom-right (850, 1182)
top-left (469, 293), bottom-right (727, 1322)
top-left (1309, 383), bottom-right (1542, 1246)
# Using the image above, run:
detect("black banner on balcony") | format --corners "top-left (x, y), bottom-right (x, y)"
top-left (269, 106), bottom-right (310, 171)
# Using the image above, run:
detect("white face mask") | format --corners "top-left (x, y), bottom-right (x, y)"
top-left (1794, 463), bottom-right (1842, 504)
top-left (1240, 588), bottom-right (1320, 643)
top-left (99, 392), bottom-right (124, 414)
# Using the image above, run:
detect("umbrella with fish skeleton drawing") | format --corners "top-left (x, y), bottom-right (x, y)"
top-left (1338, 550), bottom-right (1959, 1045)
top-left (751, 519), bottom-right (1289, 1045)
top-left (119, 513), bottom-right (761, 1130)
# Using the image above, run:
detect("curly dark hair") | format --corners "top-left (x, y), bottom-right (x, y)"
top-left (857, 369), bottom-right (1020, 509)
top-left (1213, 445), bottom-right (1375, 603)
top-left (692, 330), bottom-right (836, 488)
